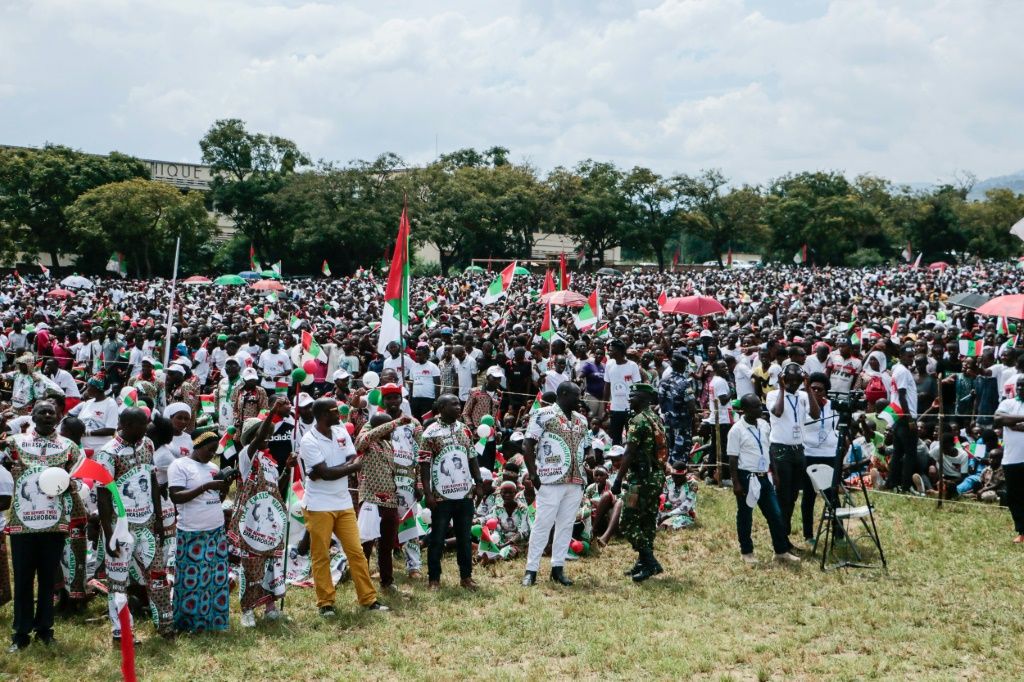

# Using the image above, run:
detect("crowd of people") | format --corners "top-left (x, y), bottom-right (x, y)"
top-left (0, 258), bottom-right (1022, 652)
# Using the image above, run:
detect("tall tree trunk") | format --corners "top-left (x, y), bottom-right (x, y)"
top-left (48, 250), bottom-right (60, 278)
top-left (655, 245), bottom-right (665, 273)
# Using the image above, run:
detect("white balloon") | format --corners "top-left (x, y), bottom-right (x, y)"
top-left (361, 371), bottom-right (380, 389)
top-left (476, 424), bottom-right (492, 439)
top-left (38, 467), bottom-right (70, 497)
top-left (419, 507), bottom-right (432, 525)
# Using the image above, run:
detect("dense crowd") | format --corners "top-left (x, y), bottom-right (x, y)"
top-left (1, 259), bottom-right (1022, 652)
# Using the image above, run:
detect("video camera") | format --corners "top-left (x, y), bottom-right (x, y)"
top-left (827, 389), bottom-right (866, 429)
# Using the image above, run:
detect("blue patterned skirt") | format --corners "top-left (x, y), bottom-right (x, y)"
top-left (173, 527), bottom-right (230, 632)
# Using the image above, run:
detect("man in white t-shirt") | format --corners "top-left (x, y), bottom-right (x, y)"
top-left (766, 363), bottom-right (819, 538)
top-left (450, 346), bottom-right (478, 403)
top-left (826, 340), bottom-right (862, 395)
top-left (803, 343), bottom-right (830, 376)
top-left (995, 375), bottom-right (1024, 542)
top-left (406, 345), bottom-right (441, 421)
top-left (299, 398), bottom-right (386, 616)
top-left (702, 360), bottom-right (734, 484)
top-left (887, 346), bottom-right (919, 492)
top-left (68, 377), bottom-right (120, 453)
top-left (382, 342), bottom-right (406, 383)
top-left (258, 336), bottom-right (293, 394)
top-left (603, 340), bottom-right (640, 445)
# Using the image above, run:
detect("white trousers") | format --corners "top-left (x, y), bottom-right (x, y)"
top-left (526, 483), bottom-right (584, 572)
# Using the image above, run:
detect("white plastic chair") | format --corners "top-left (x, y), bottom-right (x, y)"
top-left (806, 464), bottom-right (886, 571)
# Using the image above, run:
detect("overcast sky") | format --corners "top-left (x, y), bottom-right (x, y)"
top-left (2, 0), bottom-right (1022, 185)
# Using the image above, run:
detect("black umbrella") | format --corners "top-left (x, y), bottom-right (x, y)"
top-left (596, 268), bottom-right (624, 277)
top-left (947, 292), bottom-right (991, 310)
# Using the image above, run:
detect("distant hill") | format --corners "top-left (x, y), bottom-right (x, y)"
top-left (968, 170), bottom-right (1024, 200)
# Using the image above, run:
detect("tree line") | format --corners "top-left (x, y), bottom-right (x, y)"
top-left (1, 119), bottom-right (1021, 277)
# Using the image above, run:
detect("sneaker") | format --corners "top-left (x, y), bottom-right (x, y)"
top-left (912, 473), bottom-right (926, 495)
top-left (240, 610), bottom-right (257, 628)
top-left (773, 552), bottom-right (801, 564)
top-left (366, 602), bottom-right (390, 612)
top-left (741, 553), bottom-right (757, 565)
top-left (265, 608), bottom-right (282, 622)
top-left (319, 606), bottom-right (337, 618)
top-left (408, 570), bottom-right (423, 580)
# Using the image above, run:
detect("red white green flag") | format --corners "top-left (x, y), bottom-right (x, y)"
top-left (959, 339), bottom-right (983, 357)
top-left (397, 506), bottom-right (428, 543)
top-left (539, 301), bottom-right (555, 341)
top-left (483, 262), bottom-right (517, 305)
top-left (275, 380), bottom-right (289, 395)
top-left (38, 261), bottom-right (50, 278)
top-left (302, 330), bottom-right (326, 362)
top-left (657, 291), bottom-right (667, 308)
top-left (529, 391), bottom-right (543, 413)
top-left (106, 252), bottom-right (127, 277)
top-left (377, 206), bottom-right (411, 354)
top-left (540, 270), bottom-right (556, 297)
top-left (289, 314), bottom-right (301, 330)
top-left (574, 285), bottom-right (601, 331)
top-left (594, 323), bottom-right (610, 339)
top-left (217, 427), bottom-right (238, 459)
top-left (793, 244), bottom-right (808, 265)
top-left (424, 295), bottom-right (438, 313)
top-left (200, 394), bottom-right (215, 414)
top-left (321, 260), bottom-right (331, 277)
top-left (122, 388), bottom-right (139, 408)
top-left (878, 402), bottom-right (904, 428)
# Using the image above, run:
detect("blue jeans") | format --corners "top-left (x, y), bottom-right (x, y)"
top-left (956, 473), bottom-right (983, 496)
top-left (735, 472), bottom-right (792, 555)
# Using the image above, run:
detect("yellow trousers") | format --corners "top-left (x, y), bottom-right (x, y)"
top-left (304, 509), bottom-right (377, 608)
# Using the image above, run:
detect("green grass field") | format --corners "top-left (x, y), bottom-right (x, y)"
top-left (3, 488), bottom-right (1023, 681)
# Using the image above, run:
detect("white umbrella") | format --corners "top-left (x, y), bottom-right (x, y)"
top-left (60, 275), bottom-right (94, 289)
top-left (1010, 216), bottom-right (1024, 243)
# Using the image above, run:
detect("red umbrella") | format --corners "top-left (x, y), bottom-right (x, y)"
top-left (975, 294), bottom-right (1024, 321)
top-left (182, 275), bottom-right (212, 284)
top-left (540, 290), bottom-right (588, 307)
top-left (46, 288), bottom-right (75, 299)
top-left (251, 279), bottom-right (284, 291)
top-left (660, 295), bottom-right (725, 316)
top-left (928, 261), bottom-right (949, 271)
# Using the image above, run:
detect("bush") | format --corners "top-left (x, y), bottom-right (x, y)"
top-left (847, 248), bottom-right (886, 267)
top-left (411, 261), bottom-right (441, 277)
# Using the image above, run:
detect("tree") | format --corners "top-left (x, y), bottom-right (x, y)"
top-left (199, 119), bottom-right (309, 267)
top-left (67, 179), bottom-right (216, 278)
top-left (672, 170), bottom-right (769, 266)
top-left (0, 145), bottom-right (149, 270)
top-left (957, 188), bottom-right (1024, 259)
top-left (622, 167), bottom-right (678, 271)
top-left (898, 184), bottom-right (968, 260)
top-left (547, 160), bottom-right (632, 268)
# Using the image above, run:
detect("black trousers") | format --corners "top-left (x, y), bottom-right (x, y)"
top-left (10, 533), bottom-right (65, 645)
top-left (770, 443), bottom-right (804, 537)
top-left (608, 411), bottom-right (629, 445)
top-left (887, 420), bottom-right (918, 490)
top-left (1004, 463), bottom-right (1024, 535)
top-left (410, 397), bottom-right (435, 421)
top-left (427, 498), bottom-right (474, 582)
top-left (478, 440), bottom-right (497, 471)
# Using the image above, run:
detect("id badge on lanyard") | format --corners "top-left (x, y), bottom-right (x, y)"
top-left (787, 395), bottom-right (801, 440)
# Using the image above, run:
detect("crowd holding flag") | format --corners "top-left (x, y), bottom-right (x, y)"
top-left (377, 205), bottom-right (411, 353)
top-left (482, 262), bottom-right (517, 305)
top-left (106, 251), bottom-right (127, 277)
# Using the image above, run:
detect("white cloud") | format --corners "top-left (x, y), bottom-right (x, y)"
top-left (0, 0), bottom-right (1021, 183)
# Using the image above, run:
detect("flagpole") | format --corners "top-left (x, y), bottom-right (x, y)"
top-left (281, 386), bottom-right (300, 612)
top-left (161, 234), bottom-right (182, 368)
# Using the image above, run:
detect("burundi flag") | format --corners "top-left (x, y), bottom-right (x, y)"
top-left (275, 380), bottom-right (289, 395)
top-left (397, 506), bottom-right (429, 544)
top-left (290, 314), bottom-right (301, 330)
top-left (106, 252), bottom-right (127, 278)
top-left (38, 261), bottom-right (50, 278)
top-left (540, 270), bottom-right (556, 297)
top-left (539, 301), bottom-right (555, 341)
top-left (302, 330), bottom-right (326, 362)
top-left (321, 260), bottom-right (331, 277)
top-left (657, 290), bottom-right (667, 308)
top-left (997, 317), bottom-right (1011, 335)
top-left (287, 479), bottom-right (305, 524)
top-left (878, 402), bottom-right (904, 428)
top-left (849, 328), bottom-right (863, 346)
top-left (271, 261), bottom-right (282, 277)
top-left (424, 295), bottom-right (438, 313)
top-left (482, 262), bottom-right (517, 305)
top-left (793, 244), bottom-right (808, 265)
top-left (121, 388), bottom-right (139, 408)
top-left (959, 339), bottom-right (983, 358)
top-left (529, 391), bottom-right (543, 413)
top-left (200, 394), bottom-right (215, 415)
top-left (263, 307), bottom-right (276, 321)
top-left (559, 252), bottom-right (569, 290)
top-left (574, 285), bottom-right (601, 331)
top-left (377, 206), bottom-right (411, 354)
top-left (594, 323), bottom-right (610, 339)
top-left (217, 427), bottom-right (238, 459)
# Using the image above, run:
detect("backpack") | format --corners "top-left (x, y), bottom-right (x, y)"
top-left (864, 374), bottom-right (887, 404)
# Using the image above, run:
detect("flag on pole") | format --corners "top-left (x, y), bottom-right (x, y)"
top-left (901, 242), bottom-right (912, 262)
top-left (249, 243), bottom-right (256, 270)
top-left (673, 247), bottom-right (681, 268)
top-left (657, 291), bottom-right (667, 307)
top-left (424, 295), bottom-right (438, 313)
top-left (377, 205), bottom-right (411, 354)
top-left (321, 260), bottom-right (331, 277)
top-left (287, 479), bottom-right (305, 524)
top-left (483, 262), bottom-right (516, 305)
top-left (274, 380), bottom-right (289, 395)
top-left (792, 244), bottom-right (808, 265)
top-left (302, 330), bottom-right (326, 362)
top-left (997, 317), bottom-right (1011, 335)
top-left (106, 252), bottom-right (127, 278)
top-left (559, 253), bottom-right (569, 291)
top-left (959, 339), bottom-right (984, 357)
top-left (529, 391), bottom-right (543, 413)
top-left (911, 253), bottom-right (922, 269)
top-left (539, 301), bottom-right (555, 341)
top-left (574, 286), bottom-right (601, 331)
top-left (200, 394), bottom-right (215, 414)
top-left (13, 270), bottom-right (24, 285)
top-left (878, 402), bottom-right (905, 428)
top-left (726, 248), bottom-right (733, 267)
top-left (38, 261), bottom-right (50, 278)
top-left (289, 314), bottom-right (301, 330)
top-left (397, 507), bottom-right (428, 544)
top-left (594, 323), bottom-right (610, 339)
top-left (217, 427), bottom-right (238, 459)
top-left (263, 307), bottom-right (275, 321)
top-left (271, 261), bottom-right (282, 277)
top-left (540, 270), bottom-right (556, 297)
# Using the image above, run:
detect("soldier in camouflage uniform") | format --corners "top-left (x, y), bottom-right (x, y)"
top-left (658, 350), bottom-right (698, 466)
top-left (611, 384), bottom-right (669, 582)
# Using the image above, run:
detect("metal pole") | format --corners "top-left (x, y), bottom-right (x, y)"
top-left (162, 234), bottom-right (181, 368)
top-left (936, 375), bottom-right (945, 509)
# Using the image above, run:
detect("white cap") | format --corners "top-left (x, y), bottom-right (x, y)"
top-left (241, 367), bottom-right (259, 381)
top-left (165, 364), bottom-right (185, 375)
top-left (509, 431), bottom-right (524, 443)
top-left (297, 392), bottom-right (314, 407)
top-left (479, 467), bottom-right (493, 481)
top-left (173, 357), bottom-right (192, 369)
top-left (332, 369), bottom-right (350, 382)
top-left (485, 366), bottom-right (504, 378)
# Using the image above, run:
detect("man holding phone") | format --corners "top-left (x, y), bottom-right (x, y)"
top-left (766, 363), bottom-right (820, 541)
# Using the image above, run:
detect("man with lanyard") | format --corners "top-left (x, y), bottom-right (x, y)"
top-left (800, 372), bottom-right (845, 546)
top-left (95, 408), bottom-right (174, 642)
top-left (462, 366), bottom-right (503, 470)
top-left (419, 394), bottom-right (484, 591)
top-left (767, 363), bottom-right (819, 539)
top-left (4, 401), bottom-right (78, 652)
top-left (658, 350), bottom-right (699, 467)
top-left (611, 384), bottom-right (667, 583)
top-left (375, 383), bottom-right (425, 579)
top-left (299, 398), bottom-right (387, 616)
top-left (604, 339), bottom-right (641, 445)
top-left (995, 375), bottom-right (1024, 543)
top-left (727, 394), bottom-right (800, 565)
top-left (522, 381), bottom-right (590, 587)
top-left (216, 357), bottom-right (242, 444)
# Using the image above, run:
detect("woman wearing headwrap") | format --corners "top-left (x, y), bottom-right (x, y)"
top-left (67, 375), bottom-right (119, 454)
top-left (168, 431), bottom-right (233, 633)
top-left (227, 397), bottom-right (292, 627)
top-left (856, 349), bottom-right (893, 405)
top-left (128, 357), bottom-right (165, 410)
